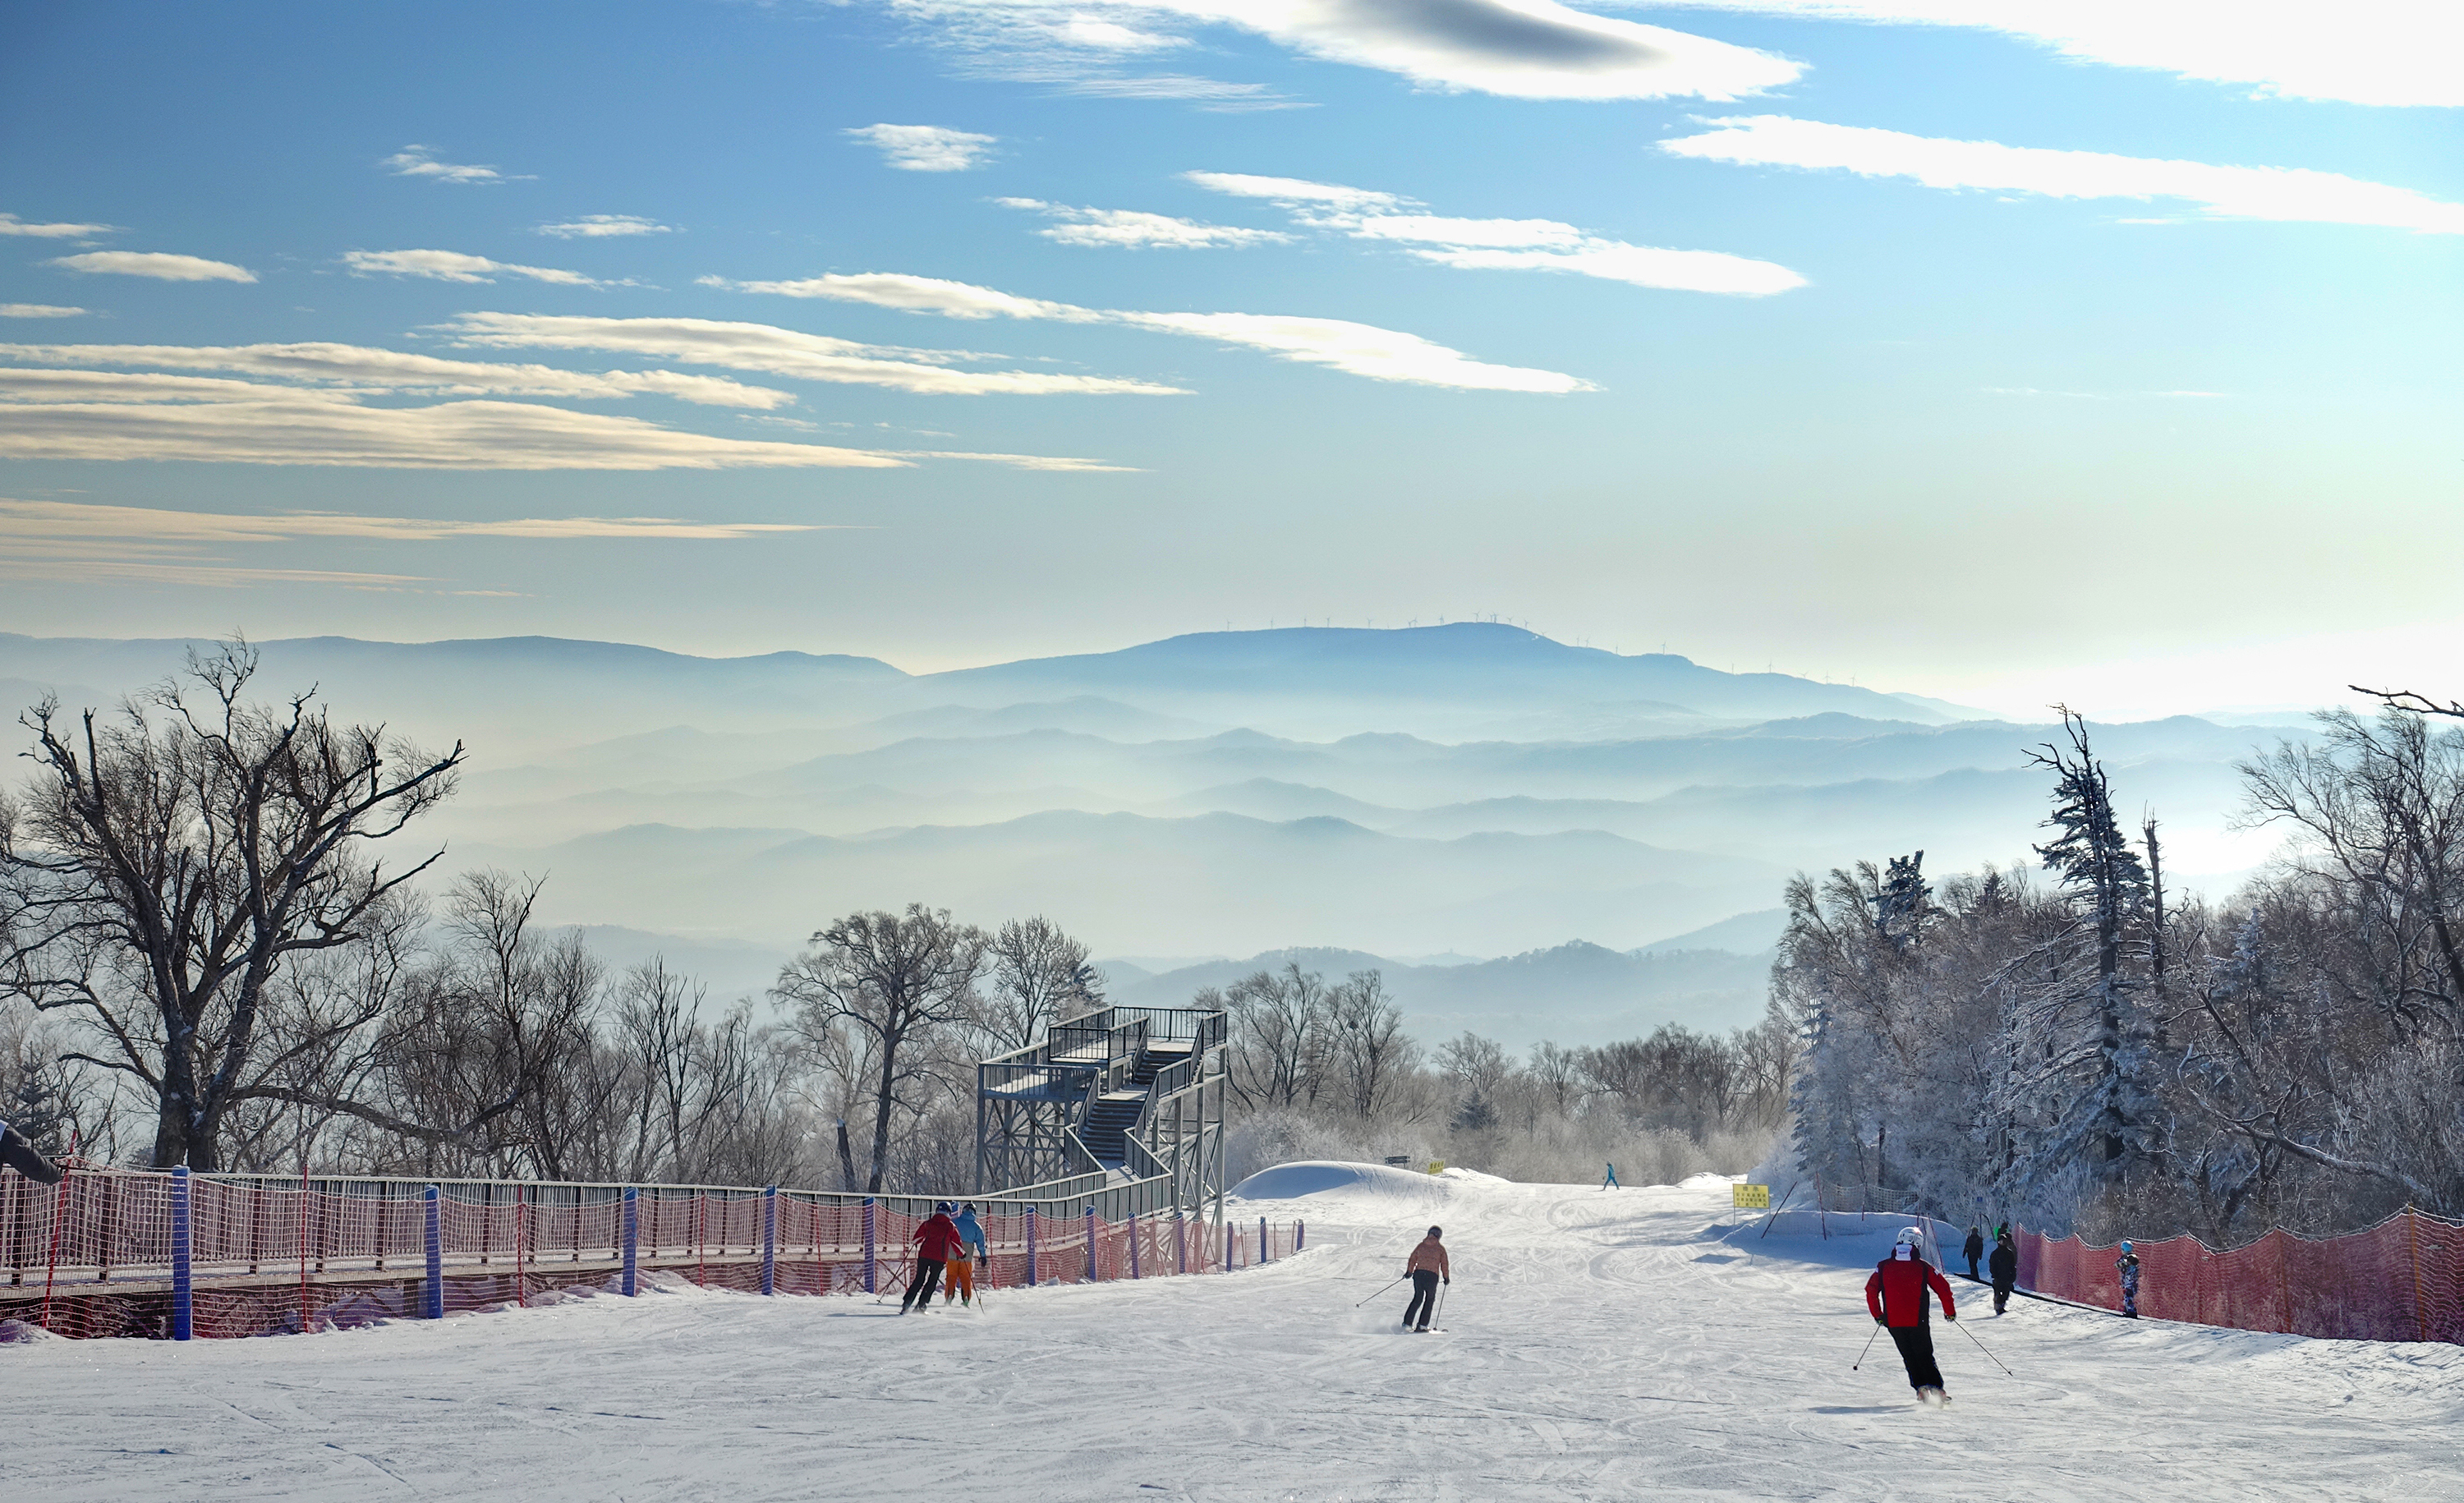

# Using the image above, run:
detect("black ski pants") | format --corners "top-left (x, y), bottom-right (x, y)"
top-left (902, 1258), bottom-right (946, 1311)
top-left (1403, 1269), bottom-right (1441, 1329)
top-left (1992, 1279), bottom-right (2014, 1315)
top-left (1887, 1321), bottom-right (1944, 1391)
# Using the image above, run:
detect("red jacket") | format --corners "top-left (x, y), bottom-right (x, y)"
top-left (1866, 1252), bottom-right (1956, 1327)
top-left (913, 1212), bottom-right (964, 1262)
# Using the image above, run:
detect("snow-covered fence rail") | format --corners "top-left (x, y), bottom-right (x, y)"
top-left (0, 1167), bottom-right (1301, 1341)
top-left (2011, 1208), bottom-right (2464, 1344)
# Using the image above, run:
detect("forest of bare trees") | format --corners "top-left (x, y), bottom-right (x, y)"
top-left (1775, 696), bottom-right (2464, 1245)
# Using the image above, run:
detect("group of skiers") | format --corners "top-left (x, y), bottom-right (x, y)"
top-left (1958, 1224), bottom-right (2022, 1314)
top-left (901, 1202), bottom-right (991, 1312)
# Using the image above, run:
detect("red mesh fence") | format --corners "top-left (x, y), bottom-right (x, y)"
top-left (2012, 1208), bottom-right (2464, 1344)
top-left (0, 1168), bottom-right (1299, 1341)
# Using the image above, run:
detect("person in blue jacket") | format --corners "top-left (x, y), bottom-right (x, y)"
top-left (945, 1202), bottom-right (991, 1306)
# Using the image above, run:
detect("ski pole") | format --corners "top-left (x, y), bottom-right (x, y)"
top-left (1354, 1274), bottom-right (1409, 1308)
top-left (1434, 1283), bottom-right (1446, 1329)
top-left (1851, 1323), bottom-right (1882, 1370)
top-left (1951, 1317), bottom-right (2011, 1376)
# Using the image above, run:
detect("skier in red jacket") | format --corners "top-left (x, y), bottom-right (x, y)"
top-left (1865, 1226), bottom-right (1958, 1404)
top-left (903, 1202), bottom-right (965, 1313)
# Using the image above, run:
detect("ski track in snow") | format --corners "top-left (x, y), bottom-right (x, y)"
top-left (9, 1169), bottom-right (2460, 1501)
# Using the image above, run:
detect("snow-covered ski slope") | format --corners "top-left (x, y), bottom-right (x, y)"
top-left (9, 1165), bottom-right (2459, 1501)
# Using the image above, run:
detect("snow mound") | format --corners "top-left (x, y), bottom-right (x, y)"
top-left (1231, 1160), bottom-right (1449, 1201)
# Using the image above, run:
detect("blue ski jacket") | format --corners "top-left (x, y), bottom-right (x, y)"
top-left (954, 1209), bottom-right (988, 1257)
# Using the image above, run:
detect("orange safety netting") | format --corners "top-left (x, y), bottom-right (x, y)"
top-left (0, 1169), bottom-right (1296, 1341)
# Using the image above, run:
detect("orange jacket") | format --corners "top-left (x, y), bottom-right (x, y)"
top-left (1866, 1252), bottom-right (1955, 1326)
top-left (1406, 1237), bottom-right (1450, 1278)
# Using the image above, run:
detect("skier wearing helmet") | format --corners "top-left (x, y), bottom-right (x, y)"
top-left (2116, 1240), bottom-right (2141, 1318)
top-left (1402, 1225), bottom-right (1449, 1332)
top-left (903, 1202), bottom-right (964, 1313)
top-left (1864, 1226), bottom-right (1958, 1405)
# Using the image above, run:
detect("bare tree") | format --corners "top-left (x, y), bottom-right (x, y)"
top-left (0, 641), bottom-right (463, 1170)
top-left (979, 916), bottom-right (1103, 1054)
top-left (1327, 969), bottom-right (1414, 1119)
top-left (775, 904), bottom-right (986, 1193)
top-left (1225, 963), bottom-right (1332, 1110)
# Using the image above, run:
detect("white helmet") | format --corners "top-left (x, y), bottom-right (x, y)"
top-left (1896, 1226), bottom-right (1924, 1247)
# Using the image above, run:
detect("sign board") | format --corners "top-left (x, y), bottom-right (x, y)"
top-left (1384, 1156), bottom-right (1411, 1168)
top-left (1732, 1184), bottom-right (1771, 1209)
top-left (1427, 1161), bottom-right (1446, 1176)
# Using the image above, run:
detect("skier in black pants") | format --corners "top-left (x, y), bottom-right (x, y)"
top-left (1401, 1225), bottom-right (1449, 1332)
top-left (1988, 1230), bottom-right (2018, 1315)
top-left (0, 1121), bottom-right (65, 1184)
top-left (1864, 1226), bottom-right (1958, 1405)
top-left (1961, 1225), bottom-right (1984, 1281)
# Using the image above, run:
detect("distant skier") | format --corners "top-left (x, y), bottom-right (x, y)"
top-left (903, 1202), bottom-right (964, 1313)
top-left (1602, 1163), bottom-right (1619, 1191)
top-left (0, 1121), bottom-right (65, 1185)
top-left (945, 1202), bottom-right (989, 1307)
top-left (2116, 1240), bottom-right (2141, 1318)
top-left (1961, 1225), bottom-right (1984, 1281)
top-left (1864, 1226), bottom-right (1957, 1405)
top-left (1402, 1225), bottom-right (1450, 1332)
top-left (1988, 1229), bottom-right (2018, 1315)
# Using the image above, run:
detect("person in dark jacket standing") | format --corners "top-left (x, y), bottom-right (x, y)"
top-left (0, 1121), bottom-right (65, 1184)
top-left (1961, 1225), bottom-right (1985, 1281)
top-left (1988, 1229), bottom-right (2019, 1315)
top-left (903, 1202), bottom-right (964, 1313)
top-left (1864, 1226), bottom-right (1958, 1404)
top-left (2116, 1240), bottom-right (2142, 1318)
top-left (1402, 1225), bottom-right (1450, 1332)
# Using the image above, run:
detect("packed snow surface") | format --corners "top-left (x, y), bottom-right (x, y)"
top-left (11, 1167), bottom-right (2461, 1500)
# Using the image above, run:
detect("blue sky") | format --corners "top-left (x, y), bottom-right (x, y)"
top-left (1, 0), bottom-right (2457, 715)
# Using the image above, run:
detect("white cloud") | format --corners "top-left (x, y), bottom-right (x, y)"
top-left (1, 304), bottom-right (85, 318)
top-left (442, 311), bottom-right (1183, 395)
top-left (342, 249), bottom-right (622, 287)
top-left (996, 198), bottom-right (1293, 248)
top-left (0, 388), bottom-right (908, 470)
top-left (383, 145), bottom-right (522, 183)
top-left (892, 449), bottom-right (1141, 472)
top-left (1626, 0), bottom-right (2464, 108)
top-left (0, 342), bottom-right (794, 408)
top-left (48, 251), bottom-right (256, 283)
top-left (0, 213), bottom-right (117, 240)
top-left (1661, 115), bottom-right (2464, 234)
top-left (0, 497), bottom-right (825, 544)
top-left (538, 214), bottom-right (675, 238)
top-left (1188, 170), bottom-right (1805, 293)
top-left (845, 123), bottom-right (1000, 172)
top-left (883, 0), bottom-right (1800, 100)
top-left (719, 270), bottom-right (1591, 391)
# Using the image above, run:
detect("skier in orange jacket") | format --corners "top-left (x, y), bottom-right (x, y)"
top-left (1402, 1226), bottom-right (1450, 1332)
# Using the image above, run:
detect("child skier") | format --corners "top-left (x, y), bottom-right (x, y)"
top-left (1402, 1225), bottom-right (1450, 1332)
top-left (1864, 1226), bottom-right (1958, 1405)
top-left (903, 1202), bottom-right (964, 1313)
top-left (2116, 1240), bottom-right (2141, 1317)
top-left (945, 1202), bottom-right (989, 1306)
top-left (1988, 1229), bottom-right (2018, 1315)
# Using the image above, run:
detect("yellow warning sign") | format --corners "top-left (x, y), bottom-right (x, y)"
top-left (1732, 1184), bottom-right (1771, 1209)
top-left (1427, 1161), bottom-right (1446, 1175)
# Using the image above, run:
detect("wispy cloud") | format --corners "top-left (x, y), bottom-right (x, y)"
top-left (445, 311), bottom-right (1183, 395)
top-left (1189, 171), bottom-right (1804, 294)
top-left (0, 554), bottom-right (439, 590)
top-left (1660, 115), bottom-right (2464, 233)
top-left (342, 248), bottom-right (626, 287)
top-left (383, 145), bottom-right (526, 184)
top-left (537, 214), bottom-right (675, 238)
top-left (1, 304), bottom-right (85, 319)
top-left (846, 123), bottom-right (1000, 172)
top-left (881, 0), bottom-right (1800, 101)
top-left (1626, 1), bottom-right (2463, 108)
top-left (996, 198), bottom-right (1292, 248)
top-left (716, 270), bottom-right (1593, 392)
top-left (0, 341), bottom-right (795, 408)
top-left (48, 251), bottom-right (256, 283)
top-left (0, 213), bottom-right (117, 240)
top-left (0, 497), bottom-right (828, 545)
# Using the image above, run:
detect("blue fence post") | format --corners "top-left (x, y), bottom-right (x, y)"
top-left (421, 1185), bottom-right (444, 1319)
top-left (1175, 1209), bottom-right (1187, 1275)
top-left (862, 1198), bottom-right (876, 1294)
top-left (1297, 1220), bottom-right (1305, 1253)
top-left (1084, 1206), bottom-right (1098, 1283)
top-left (1025, 1207), bottom-right (1038, 1287)
top-left (761, 1186), bottom-right (778, 1297)
top-left (1260, 1216), bottom-right (1269, 1264)
top-left (1128, 1211), bottom-right (1142, 1280)
top-left (170, 1165), bottom-right (193, 1341)
top-left (621, 1187), bottom-right (639, 1297)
